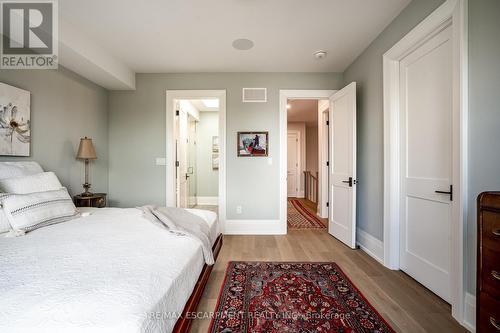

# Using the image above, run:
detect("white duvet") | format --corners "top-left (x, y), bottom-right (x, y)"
top-left (0, 207), bottom-right (218, 333)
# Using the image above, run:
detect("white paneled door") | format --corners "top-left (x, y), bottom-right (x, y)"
top-left (328, 82), bottom-right (357, 249)
top-left (399, 25), bottom-right (453, 302)
top-left (287, 132), bottom-right (299, 197)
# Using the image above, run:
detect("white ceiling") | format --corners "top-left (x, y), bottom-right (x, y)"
top-left (287, 99), bottom-right (320, 127)
top-left (59, 0), bottom-right (411, 76)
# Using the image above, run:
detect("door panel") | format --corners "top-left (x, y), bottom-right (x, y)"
top-left (400, 25), bottom-right (453, 302)
top-left (328, 82), bottom-right (357, 249)
top-left (177, 109), bottom-right (188, 208)
top-left (287, 132), bottom-right (299, 197)
top-left (187, 116), bottom-right (197, 208)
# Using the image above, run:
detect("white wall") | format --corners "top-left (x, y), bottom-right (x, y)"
top-left (196, 111), bottom-right (219, 198)
top-left (287, 122), bottom-right (306, 197)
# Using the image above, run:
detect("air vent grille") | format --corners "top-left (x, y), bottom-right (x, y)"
top-left (242, 88), bottom-right (267, 103)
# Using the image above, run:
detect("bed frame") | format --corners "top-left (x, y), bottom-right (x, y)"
top-left (172, 234), bottom-right (223, 333)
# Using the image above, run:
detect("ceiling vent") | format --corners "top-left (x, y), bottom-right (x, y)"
top-left (242, 88), bottom-right (267, 103)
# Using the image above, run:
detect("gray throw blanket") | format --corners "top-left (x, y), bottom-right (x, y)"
top-left (141, 205), bottom-right (214, 265)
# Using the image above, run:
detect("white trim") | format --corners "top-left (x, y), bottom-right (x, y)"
top-left (463, 293), bottom-right (476, 332)
top-left (224, 220), bottom-right (283, 235)
top-left (357, 229), bottom-right (384, 264)
top-left (280, 90), bottom-right (336, 234)
top-left (196, 196), bottom-right (219, 206)
top-left (166, 90), bottom-right (227, 233)
top-left (382, 0), bottom-right (468, 326)
top-left (318, 100), bottom-right (330, 218)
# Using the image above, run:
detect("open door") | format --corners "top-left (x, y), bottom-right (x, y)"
top-left (176, 108), bottom-right (190, 208)
top-left (328, 82), bottom-right (357, 248)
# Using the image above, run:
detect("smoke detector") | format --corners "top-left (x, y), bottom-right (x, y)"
top-left (314, 50), bottom-right (327, 59)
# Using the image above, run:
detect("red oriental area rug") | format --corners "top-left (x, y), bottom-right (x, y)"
top-left (288, 199), bottom-right (326, 229)
top-left (209, 262), bottom-right (395, 333)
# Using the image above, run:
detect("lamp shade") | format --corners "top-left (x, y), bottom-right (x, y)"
top-left (76, 137), bottom-right (97, 160)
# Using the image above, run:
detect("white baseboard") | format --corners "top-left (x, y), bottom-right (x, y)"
top-left (196, 196), bottom-right (218, 205)
top-left (463, 292), bottom-right (476, 332)
top-left (356, 229), bottom-right (384, 264)
top-left (224, 219), bottom-right (285, 235)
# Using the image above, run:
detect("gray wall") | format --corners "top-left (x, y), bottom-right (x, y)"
top-left (0, 67), bottom-right (108, 196)
top-left (343, 0), bottom-right (446, 240)
top-left (197, 111), bottom-right (219, 197)
top-left (108, 73), bottom-right (344, 219)
top-left (467, 0), bottom-right (500, 293)
top-left (343, 0), bottom-right (500, 296)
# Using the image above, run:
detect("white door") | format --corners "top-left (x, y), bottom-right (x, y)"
top-left (176, 109), bottom-right (189, 208)
top-left (287, 132), bottom-right (299, 197)
top-left (328, 82), bottom-right (357, 248)
top-left (399, 25), bottom-right (453, 302)
top-left (187, 116), bottom-right (197, 208)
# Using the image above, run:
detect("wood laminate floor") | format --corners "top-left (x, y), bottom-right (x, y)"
top-left (189, 227), bottom-right (467, 333)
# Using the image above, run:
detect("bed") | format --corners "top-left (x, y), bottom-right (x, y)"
top-left (0, 163), bottom-right (222, 333)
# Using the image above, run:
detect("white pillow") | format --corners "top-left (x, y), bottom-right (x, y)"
top-left (0, 211), bottom-right (10, 234)
top-left (0, 172), bottom-right (62, 194)
top-left (0, 162), bottom-right (43, 180)
top-left (0, 193), bottom-right (12, 234)
top-left (2, 188), bottom-right (79, 234)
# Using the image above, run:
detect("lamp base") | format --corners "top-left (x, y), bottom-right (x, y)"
top-left (80, 183), bottom-right (94, 197)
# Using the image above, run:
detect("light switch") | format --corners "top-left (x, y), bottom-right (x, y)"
top-left (156, 157), bottom-right (166, 166)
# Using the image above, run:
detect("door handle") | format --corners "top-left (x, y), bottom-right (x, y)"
top-left (435, 185), bottom-right (453, 201)
top-left (185, 174), bottom-right (190, 180)
top-left (342, 177), bottom-right (353, 187)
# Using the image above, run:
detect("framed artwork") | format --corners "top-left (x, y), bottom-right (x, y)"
top-left (237, 131), bottom-right (268, 157)
top-left (212, 153), bottom-right (219, 170)
top-left (212, 136), bottom-right (219, 170)
top-left (0, 83), bottom-right (31, 156)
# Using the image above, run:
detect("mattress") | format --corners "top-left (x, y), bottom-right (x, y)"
top-left (0, 207), bottom-right (218, 333)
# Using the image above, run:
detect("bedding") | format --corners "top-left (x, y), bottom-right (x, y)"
top-left (0, 161), bottom-right (45, 234)
top-left (0, 161), bottom-right (43, 180)
top-left (0, 206), bottom-right (218, 333)
top-left (142, 206), bottom-right (214, 264)
top-left (0, 171), bottom-right (62, 193)
top-left (2, 188), bottom-right (79, 233)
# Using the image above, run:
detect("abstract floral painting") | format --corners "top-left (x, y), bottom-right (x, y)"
top-left (0, 83), bottom-right (31, 156)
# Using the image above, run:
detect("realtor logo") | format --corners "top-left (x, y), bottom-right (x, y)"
top-left (1, 0), bottom-right (58, 69)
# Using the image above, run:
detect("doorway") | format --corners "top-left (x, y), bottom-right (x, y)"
top-left (280, 86), bottom-right (357, 249)
top-left (166, 90), bottom-right (226, 230)
top-left (174, 99), bottom-right (220, 209)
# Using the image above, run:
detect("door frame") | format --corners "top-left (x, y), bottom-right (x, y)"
top-left (279, 90), bottom-right (336, 234)
top-left (166, 90), bottom-right (227, 232)
top-left (382, 0), bottom-right (468, 325)
top-left (318, 99), bottom-right (330, 218)
top-left (286, 130), bottom-right (301, 198)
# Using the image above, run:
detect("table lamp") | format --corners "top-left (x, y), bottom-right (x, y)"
top-left (76, 137), bottom-right (97, 197)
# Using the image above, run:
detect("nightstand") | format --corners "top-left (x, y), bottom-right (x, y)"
top-left (73, 193), bottom-right (107, 208)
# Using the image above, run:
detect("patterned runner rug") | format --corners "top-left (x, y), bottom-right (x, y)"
top-left (209, 262), bottom-right (395, 333)
top-left (287, 199), bottom-right (326, 229)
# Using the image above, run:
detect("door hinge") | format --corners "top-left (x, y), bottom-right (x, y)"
top-left (326, 161), bottom-right (329, 166)
top-left (326, 202), bottom-right (329, 207)
top-left (175, 110), bottom-right (179, 116)
top-left (326, 120), bottom-right (329, 126)
top-left (175, 161), bottom-right (180, 167)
